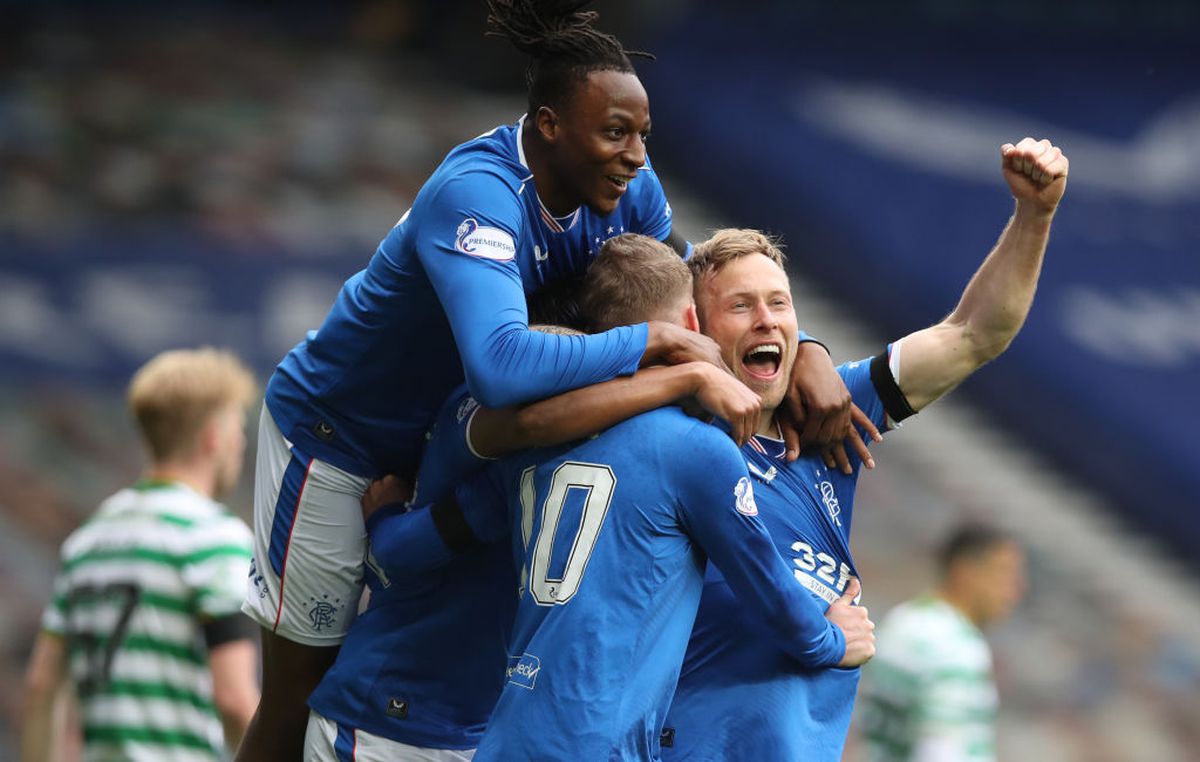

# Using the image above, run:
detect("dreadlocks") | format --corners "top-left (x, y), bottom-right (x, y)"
top-left (486, 0), bottom-right (653, 115)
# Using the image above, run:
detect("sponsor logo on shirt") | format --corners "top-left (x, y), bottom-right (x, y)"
top-left (506, 652), bottom-right (541, 690)
top-left (734, 476), bottom-right (758, 516)
top-left (455, 218), bottom-right (516, 261)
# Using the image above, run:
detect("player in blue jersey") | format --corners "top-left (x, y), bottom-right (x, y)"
top-left (304, 237), bottom-right (771, 761)
top-left (660, 138), bottom-right (1070, 760)
top-left (236, 3), bottom-right (857, 759)
top-left (338, 235), bottom-right (876, 761)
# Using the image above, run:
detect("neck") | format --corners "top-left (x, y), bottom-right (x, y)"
top-left (521, 122), bottom-right (578, 217)
top-left (757, 410), bottom-right (781, 438)
top-left (936, 588), bottom-right (983, 628)
top-left (146, 462), bottom-right (214, 499)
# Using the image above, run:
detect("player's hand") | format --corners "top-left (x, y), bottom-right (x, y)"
top-left (361, 475), bottom-right (413, 523)
top-left (690, 363), bottom-right (762, 447)
top-left (826, 578), bottom-right (875, 668)
top-left (1001, 138), bottom-right (1068, 214)
top-left (781, 341), bottom-right (851, 459)
top-left (819, 405), bottom-right (882, 474)
top-left (645, 320), bottom-right (729, 372)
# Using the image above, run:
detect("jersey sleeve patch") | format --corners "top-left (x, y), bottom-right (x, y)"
top-left (734, 476), bottom-right (758, 516)
top-left (454, 218), bottom-right (516, 261)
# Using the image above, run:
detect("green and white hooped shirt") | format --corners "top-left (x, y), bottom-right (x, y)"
top-left (860, 596), bottom-right (999, 762)
top-left (42, 480), bottom-right (253, 762)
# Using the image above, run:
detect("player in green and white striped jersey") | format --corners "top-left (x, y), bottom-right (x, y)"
top-left (860, 525), bottom-right (1026, 762)
top-left (21, 348), bottom-right (261, 762)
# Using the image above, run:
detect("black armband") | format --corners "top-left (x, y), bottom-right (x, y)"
top-left (870, 350), bottom-right (917, 425)
top-left (202, 612), bottom-right (258, 650)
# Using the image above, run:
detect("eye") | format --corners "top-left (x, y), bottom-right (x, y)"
top-left (605, 126), bottom-right (625, 139)
top-left (640, 130), bottom-right (651, 143)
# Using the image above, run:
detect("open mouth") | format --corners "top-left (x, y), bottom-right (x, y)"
top-left (606, 175), bottom-right (632, 193)
top-left (741, 342), bottom-right (782, 379)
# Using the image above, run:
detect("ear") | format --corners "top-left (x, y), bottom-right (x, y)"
top-left (534, 105), bottom-right (560, 142)
top-left (197, 416), bottom-right (221, 457)
top-left (683, 302), bottom-right (700, 333)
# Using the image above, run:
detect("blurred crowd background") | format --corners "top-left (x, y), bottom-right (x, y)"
top-left (1, 1), bottom-right (1198, 759)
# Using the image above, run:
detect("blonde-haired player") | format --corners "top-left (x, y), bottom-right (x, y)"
top-left (21, 348), bottom-right (260, 762)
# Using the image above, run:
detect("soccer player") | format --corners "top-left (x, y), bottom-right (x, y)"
top-left (859, 525), bottom-right (1026, 762)
top-left (237, 2), bottom-right (854, 758)
top-left (354, 234), bottom-right (876, 761)
top-left (20, 348), bottom-right (259, 762)
top-left (302, 235), bottom-right (769, 761)
top-left (659, 137), bottom-right (1068, 760)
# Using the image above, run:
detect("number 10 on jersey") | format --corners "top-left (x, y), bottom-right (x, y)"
top-left (518, 461), bottom-right (617, 606)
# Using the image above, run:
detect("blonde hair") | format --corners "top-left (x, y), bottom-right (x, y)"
top-left (127, 347), bottom-right (257, 461)
top-left (581, 233), bottom-right (693, 331)
top-left (688, 228), bottom-right (787, 288)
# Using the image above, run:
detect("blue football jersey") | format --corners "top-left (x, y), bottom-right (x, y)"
top-left (266, 118), bottom-right (674, 477)
top-left (305, 385), bottom-right (515, 749)
top-left (662, 357), bottom-right (897, 761)
top-left (461, 407), bottom-right (846, 762)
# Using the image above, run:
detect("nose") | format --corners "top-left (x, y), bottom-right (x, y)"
top-left (623, 135), bottom-right (646, 170)
top-left (752, 301), bottom-right (778, 330)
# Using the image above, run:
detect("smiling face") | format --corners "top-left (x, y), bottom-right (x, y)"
top-left (696, 252), bottom-right (799, 420)
top-left (542, 69), bottom-right (650, 216)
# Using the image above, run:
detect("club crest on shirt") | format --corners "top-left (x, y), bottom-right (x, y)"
top-left (819, 481), bottom-right (842, 526)
top-left (734, 476), bottom-right (758, 516)
top-left (454, 218), bottom-right (516, 261)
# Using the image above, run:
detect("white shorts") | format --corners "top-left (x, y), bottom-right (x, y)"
top-left (304, 711), bottom-right (476, 762)
top-left (242, 405), bottom-right (371, 645)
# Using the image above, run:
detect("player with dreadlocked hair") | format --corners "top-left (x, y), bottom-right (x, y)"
top-left (236, 1), bottom-right (853, 758)
top-left (239, 3), bottom-right (720, 762)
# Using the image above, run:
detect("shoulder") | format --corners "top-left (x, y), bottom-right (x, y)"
top-left (154, 490), bottom-right (253, 554)
top-left (879, 599), bottom-right (986, 666)
top-left (426, 125), bottom-right (528, 204)
top-left (623, 408), bottom-right (744, 474)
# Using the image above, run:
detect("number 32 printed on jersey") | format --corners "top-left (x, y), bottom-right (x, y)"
top-left (518, 461), bottom-right (617, 606)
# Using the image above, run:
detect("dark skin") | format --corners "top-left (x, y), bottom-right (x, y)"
top-left (522, 68), bottom-right (650, 217)
top-left (234, 630), bottom-right (338, 762)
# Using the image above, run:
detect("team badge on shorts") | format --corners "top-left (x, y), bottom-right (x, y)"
top-left (734, 476), bottom-right (758, 516)
top-left (307, 595), bottom-right (344, 632)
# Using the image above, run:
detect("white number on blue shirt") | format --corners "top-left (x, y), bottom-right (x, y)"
top-left (519, 461), bottom-right (616, 606)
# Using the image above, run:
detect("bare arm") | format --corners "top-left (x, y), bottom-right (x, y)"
top-left (209, 637), bottom-right (260, 751)
top-left (898, 138), bottom-right (1068, 411)
top-left (20, 632), bottom-right (72, 762)
top-left (469, 361), bottom-right (762, 457)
